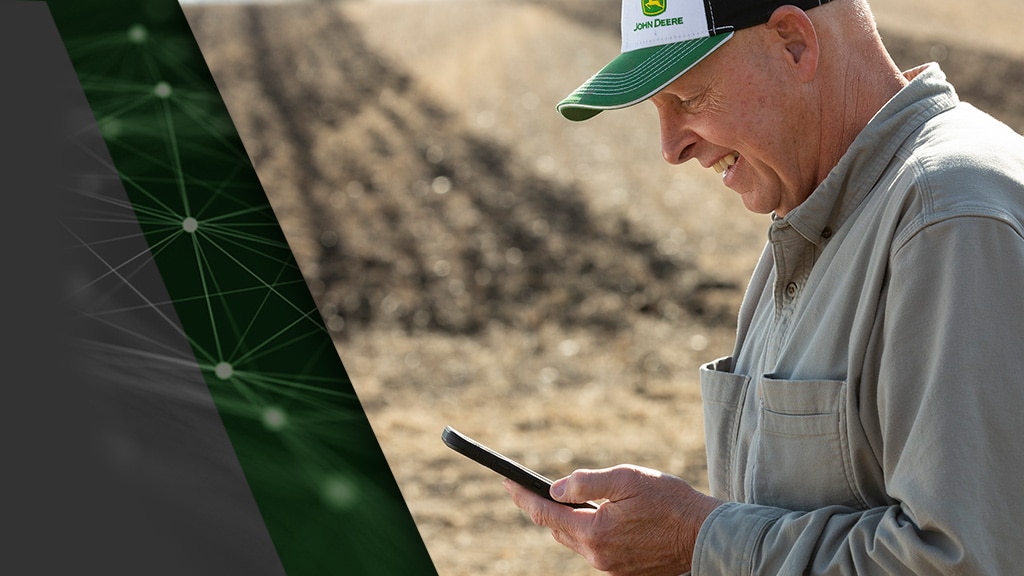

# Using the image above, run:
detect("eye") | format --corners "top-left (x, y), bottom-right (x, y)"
top-left (652, 89), bottom-right (705, 114)
top-left (677, 93), bottom-right (704, 113)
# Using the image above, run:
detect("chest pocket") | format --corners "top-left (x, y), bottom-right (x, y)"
top-left (751, 375), bottom-right (866, 511)
top-left (699, 358), bottom-right (750, 501)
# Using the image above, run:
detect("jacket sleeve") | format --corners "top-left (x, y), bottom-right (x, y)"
top-left (692, 213), bottom-right (1024, 575)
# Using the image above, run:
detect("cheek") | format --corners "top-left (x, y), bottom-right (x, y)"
top-left (735, 111), bottom-right (788, 169)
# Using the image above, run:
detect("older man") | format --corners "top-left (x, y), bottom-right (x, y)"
top-left (504, 0), bottom-right (1024, 573)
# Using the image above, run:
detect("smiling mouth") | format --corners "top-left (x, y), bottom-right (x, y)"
top-left (712, 152), bottom-right (739, 175)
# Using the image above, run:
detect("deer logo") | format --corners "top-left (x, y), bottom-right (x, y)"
top-left (642, 0), bottom-right (666, 17)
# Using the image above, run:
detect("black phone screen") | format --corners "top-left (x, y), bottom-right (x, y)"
top-left (441, 426), bottom-right (598, 509)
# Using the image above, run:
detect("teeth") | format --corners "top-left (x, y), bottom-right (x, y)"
top-left (714, 153), bottom-right (739, 174)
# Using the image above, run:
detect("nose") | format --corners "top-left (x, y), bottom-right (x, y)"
top-left (657, 102), bottom-right (699, 165)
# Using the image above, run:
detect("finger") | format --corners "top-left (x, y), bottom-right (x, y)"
top-left (552, 465), bottom-right (656, 505)
top-left (504, 480), bottom-right (570, 527)
top-left (504, 479), bottom-right (597, 535)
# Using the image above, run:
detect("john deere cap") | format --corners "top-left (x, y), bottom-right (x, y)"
top-left (557, 0), bottom-right (834, 121)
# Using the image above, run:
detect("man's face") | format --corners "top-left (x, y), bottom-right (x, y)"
top-left (650, 31), bottom-right (817, 216)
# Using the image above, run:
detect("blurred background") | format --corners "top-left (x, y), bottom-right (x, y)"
top-left (181, 0), bottom-right (1023, 573)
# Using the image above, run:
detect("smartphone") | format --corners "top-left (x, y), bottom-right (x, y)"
top-left (441, 426), bottom-right (598, 509)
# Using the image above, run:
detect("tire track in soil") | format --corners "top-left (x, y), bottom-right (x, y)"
top-left (185, 2), bottom-right (740, 343)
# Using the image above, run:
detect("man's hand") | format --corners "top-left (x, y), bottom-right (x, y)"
top-left (503, 465), bottom-right (722, 575)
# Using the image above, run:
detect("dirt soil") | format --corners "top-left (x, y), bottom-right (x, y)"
top-left (183, 1), bottom-right (1024, 573)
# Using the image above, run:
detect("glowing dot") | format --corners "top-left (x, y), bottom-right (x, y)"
top-left (153, 82), bottom-right (172, 99)
top-left (505, 247), bottom-right (523, 265)
top-left (425, 144), bottom-right (444, 164)
top-left (689, 333), bottom-right (709, 352)
top-left (432, 259), bottom-right (451, 277)
top-left (128, 24), bottom-right (147, 43)
top-left (322, 475), bottom-right (359, 510)
top-left (431, 176), bottom-right (451, 195)
top-left (319, 230), bottom-right (338, 247)
top-left (558, 339), bottom-right (580, 357)
top-left (539, 366), bottom-right (559, 384)
top-left (326, 316), bottom-right (345, 332)
top-left (214, 362), bottom-right (233, 380)
top-left (262, 406), bottom-right (288, 431)
top-left (182, 217), bottom-right (198, 233)
top-left (100, 118), bottom-right (123, 140)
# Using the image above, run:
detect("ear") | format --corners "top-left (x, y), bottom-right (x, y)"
top-left (765, 5), bottom-right (819, 81)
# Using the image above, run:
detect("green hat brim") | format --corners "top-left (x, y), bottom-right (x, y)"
top-left (556, 32), bottom-right (733, 122)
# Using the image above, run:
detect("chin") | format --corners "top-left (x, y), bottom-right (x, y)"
top-left (739, 194), bottom-right (779, 216)
top-left (735, 183), bottom-right (789, 216)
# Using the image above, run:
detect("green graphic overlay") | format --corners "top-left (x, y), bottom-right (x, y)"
top-left (46, 0), bottom-right (436, 573)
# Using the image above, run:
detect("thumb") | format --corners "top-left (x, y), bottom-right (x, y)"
top-left (551, 465), bottom-right (651, 504)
